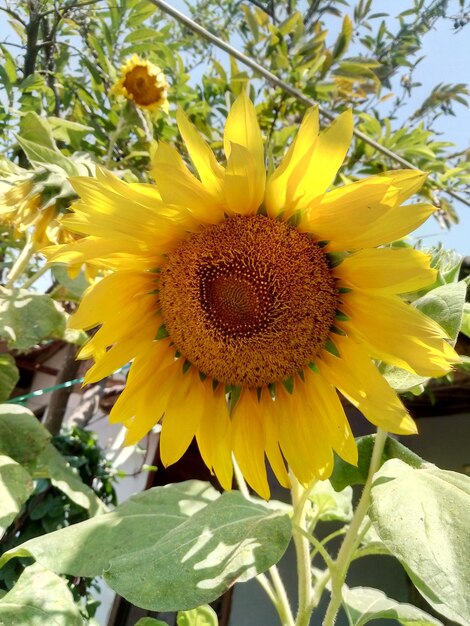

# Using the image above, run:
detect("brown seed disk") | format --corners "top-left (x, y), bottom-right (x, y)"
top-left (123, 66), bottom-right (164, 107)
top-left (160, 214), bottom-right (338, 387)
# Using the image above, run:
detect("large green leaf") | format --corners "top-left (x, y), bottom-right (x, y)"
top-left (309, 480), bottom-right (353, 522)
top-left (0, 404), bottom-right (50, 469)
top-left (0, 353), bottom-right (19, 403)
top-left (370, 459), bottom-right (470, 625)
top-left (0, 481), bottom-right (219, 574)
top-left (0, 287), bottom-right (67, 351)
top-left (177, 605), bottom-right (218, 626)
top-left (0, 563), bottom-right (84, 626)
top-left (0, 455), bottom-right (33, 537)
top-left (330, 435), bottom-right (424, 492)
top-left (104, 490), bottom-right (291, 611)
top-left (38, 444), bottom-right (107, 516)
top-left (15, 135), bottom-right (80, 176)
top-left (1, 481), bottom-right (291, 611)
top-left (413, 281), bottom-right (467, 344)
top-left (342, 586), bottom-right (443, 626)
top-left (19, 111), bottom-right (56, 150)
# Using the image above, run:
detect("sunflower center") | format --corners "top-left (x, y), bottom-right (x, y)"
top-left (123, 66), bottom-right (163, 106)
top-left (160, 215), bottom-right (338, 387)
top-left (199, 260), bottom-right (273, 337)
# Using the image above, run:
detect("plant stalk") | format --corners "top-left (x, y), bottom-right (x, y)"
top-left (322, 429), bottom-right (388, 626)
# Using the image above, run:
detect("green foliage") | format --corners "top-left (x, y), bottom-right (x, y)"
top-left (0, 288), bottom-right (67, 352)
top-left (342, 585), bottom-right (444, 626)
top-left (1, 480), bottom-right (291, 611)
top-left (0, 404), bottom-right (116, 621)
top-left (0, 456), bottom-right (33, 536)
top-left (0, 355), bottom-right (19, 404)
top-left (177, 605), bottom-right (219, 626)
top-left (370, 459), bottom-right (470, 625)
top-left (0, 563), bottom-right (84, 626)
top-left (330, 435), bottom-right (425, 491)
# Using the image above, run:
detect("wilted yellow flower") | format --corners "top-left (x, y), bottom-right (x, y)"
top-left (0, 179), bottom-right (56, 249)
top-left (111, 54), bottom-right (169, 113)
top-left (49, 92), bottom-right (458, 498)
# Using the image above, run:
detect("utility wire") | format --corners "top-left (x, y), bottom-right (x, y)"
top-left (150, 0), bottom-right (470, 209)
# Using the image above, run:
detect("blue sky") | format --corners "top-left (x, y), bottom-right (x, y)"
top-left (1, 2), bottom-right (468, 255)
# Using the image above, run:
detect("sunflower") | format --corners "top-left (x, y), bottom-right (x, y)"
top-left (49, 93), bottom-right (459, 498)
top-left (110, 54), bottom-right (169, 114)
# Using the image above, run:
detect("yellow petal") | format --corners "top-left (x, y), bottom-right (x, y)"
top-left (265, 107), bottom-right (319, 218)
top-left (224, 90), bottom-right (264, 170)
top-left (83, 315), bottom-right (156, 383)
top-left (379, 169), bottom-right (427, 205)
top-left (224, 142), bottom-right (265, 216)
top-left (176, 109), bottom-right (225, 199)
top-left (274, 382), bottom-right (334, 486)
top-left (160, 369), bottom-right (205, 467)
top-left (231, 389), bottom-right (270, 499)
top-left (151, 143), bottom-right (224, 223)
top-left (196, 383), bottom-right (233, 491)
top-left (289, 109), bottom-right (353, 208)
top-left (342, 290), bottom-right (460, 376)
top-left (336, 248), bottom-right (436, 294)
top-left (319, 335), bottom-right (417, 435)
top-left (69, 270), bottom-right (153, 330)
top-left (303, 370), bottom-right (358, 466)
top-left (46, 237), bottom-right (146, 268)
top-left (260, 389), bottom-right (289, 488)
top-left (110, 339), bottom-right (175, 429)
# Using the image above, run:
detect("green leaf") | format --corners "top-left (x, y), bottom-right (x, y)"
top-left (15, 136), bottom-right (80, 176)
top-left (460, 303), bottom-right (470, 339)
top-left (51, 264), bottom-right (90, 299)
top-left (0, 404), bottom-right (51, 469)
top-left (0, 354), bottom-right (19, 403)
top-left (105, 489), bottom-right (291, 611)
top-left (332, 14), bottom-right (353, 59)
top-left (1, 481), bottom-right (291, 611)
top-left (0, 455), bottom-right (33, 537)
top-left (0, 287), bottom-right (67, 351)
top-left (309, 480), bottom-right (353, 522)
top-left (0, 563), bottom-right (84, 626)
top-left (381, 364), bottom-right (429, 393)
top-left (177, 605), bottom-right (218, 626)
top-left (330, 436), bottom-right (425, 491)
top-left (413, 281), bottom-right (467, 344)
top-left (135, 620), bottom-right (170, 626)
top-left (342, 585), bottom-right (444, 626)
top-left (19, 112), bottom-right (56, 150)
top-left (370, 459), bottom-right (470, 625)
top-left (38, 444), bottom-right (107, 516)
top-left (19, 72), bottom-right (45, 92)
top-left (48, 117), bottom-right (94, 149)
top-left (0, 481), bottom-right (219, 574)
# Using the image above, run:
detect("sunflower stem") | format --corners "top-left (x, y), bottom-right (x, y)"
top-left (290, 473), bottom-right (317, 626)
top-left (105, 111), bottom-right (126, 169)
top-left (233, 456), bottom-right (295, 626)
top-left (322, 428), bottom-right (388, 626)
top-left (5, 236), bottom-right (36, 288)
top-left (21, 261), bottom-right (50, 289)
top-left (232, 454), bottom-right (250, 499)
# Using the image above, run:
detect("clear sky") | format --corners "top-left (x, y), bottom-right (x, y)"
top-left (1, 1), bottom-right (468, 255)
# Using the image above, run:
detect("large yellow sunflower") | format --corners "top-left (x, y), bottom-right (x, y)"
top-left (49, 93), bottom-right (458, 498)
